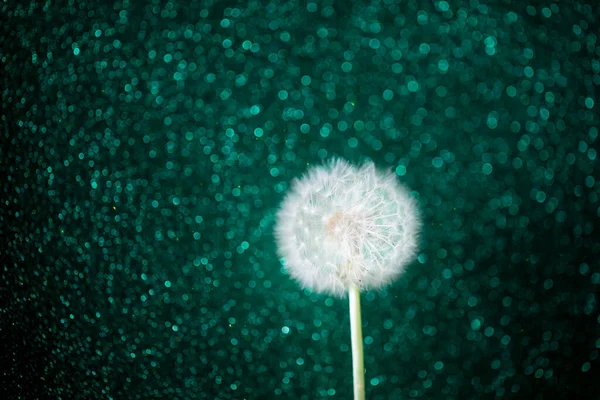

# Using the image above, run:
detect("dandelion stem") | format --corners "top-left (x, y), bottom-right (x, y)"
top-left (349, 282), bottom-right (365, 400)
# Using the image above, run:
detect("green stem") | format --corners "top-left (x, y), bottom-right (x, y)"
top-left (349, 282), bottom-right (365, 400)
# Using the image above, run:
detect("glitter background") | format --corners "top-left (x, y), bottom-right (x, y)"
top-left (1, 1), bottom-right (599, 399)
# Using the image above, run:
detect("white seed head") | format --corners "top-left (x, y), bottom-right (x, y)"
top-left (275, 158), bottom-right (421, 297)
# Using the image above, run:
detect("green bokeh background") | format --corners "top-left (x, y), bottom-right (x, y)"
top-left (1, 1), bottom-right (599, 399)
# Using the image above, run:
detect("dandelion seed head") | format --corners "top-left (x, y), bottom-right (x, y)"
top-left (275, 158), bottom-right (421, 297)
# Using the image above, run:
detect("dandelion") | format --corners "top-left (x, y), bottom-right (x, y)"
top-left (275, 158), bottom-right (421, 400)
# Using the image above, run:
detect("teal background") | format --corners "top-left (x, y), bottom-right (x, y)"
top-left (1, 1), bottom-right (599, 399)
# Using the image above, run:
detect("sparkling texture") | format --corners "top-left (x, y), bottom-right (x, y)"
top-left (1, 0), bottom-right (599, 399)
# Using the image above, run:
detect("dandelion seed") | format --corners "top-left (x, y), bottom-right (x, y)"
top-left (275, 158), bottom-right (421, 297)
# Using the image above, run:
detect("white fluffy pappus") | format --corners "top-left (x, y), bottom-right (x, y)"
top-left (275, 158), bottom-right (421, 297)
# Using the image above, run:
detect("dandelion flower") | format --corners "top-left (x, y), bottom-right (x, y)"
top-left (275, 158), bottom-right (421, 296)
top-left (275, 158), bottom-right (421, 399)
